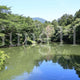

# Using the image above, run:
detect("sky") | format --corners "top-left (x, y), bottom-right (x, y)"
top-left (0, 0), bottom-right (80, 21)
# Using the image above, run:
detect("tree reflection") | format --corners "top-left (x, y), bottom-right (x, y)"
top-left (35, 54), bottom-right (80, 78)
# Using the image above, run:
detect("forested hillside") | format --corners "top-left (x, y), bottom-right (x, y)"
top-left (0, 5), bottom-right (80, 47)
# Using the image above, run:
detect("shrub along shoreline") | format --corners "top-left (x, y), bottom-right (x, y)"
top-left (0, 50), bottom-right (9, 70)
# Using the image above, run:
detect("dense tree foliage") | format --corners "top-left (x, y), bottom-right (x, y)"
top-left (75, 9), bottom-right (80, 19)
top-left (58, 14), bottom-right (74, 26)
top-left (0, 5), bottom-right (80, 47)
top-left (51, 10), bottom-right (80, 44)
top-left (0, 6), bottom-right (45, 46)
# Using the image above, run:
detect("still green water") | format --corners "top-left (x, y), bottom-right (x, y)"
top-left (0, 43), bottom-right (80, 80)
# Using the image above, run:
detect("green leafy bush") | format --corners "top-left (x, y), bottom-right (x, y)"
top-left (0, 50), bottom-right (9, 70)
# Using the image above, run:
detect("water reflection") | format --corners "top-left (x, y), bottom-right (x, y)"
top-left (12, 58), bottom-right (80, 80)
top-left (5, 66), bottom-right (8, 70)
top-left (0, 44), bottom-right (80, 80)
top-left (34, 55), bottom-right (80, 78)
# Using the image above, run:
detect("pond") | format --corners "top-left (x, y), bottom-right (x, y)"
top-left (0, 43), bottom-right (80, 80)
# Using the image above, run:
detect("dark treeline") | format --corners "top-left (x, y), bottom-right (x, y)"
top-left (0, 5), bottom-right (80, 47)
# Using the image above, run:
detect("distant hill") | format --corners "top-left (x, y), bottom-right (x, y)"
top-left (32, 17), bottom-right (46, 23)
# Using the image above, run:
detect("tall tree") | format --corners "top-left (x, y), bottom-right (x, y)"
top-left (75, 9), bottom-right (80, 19)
